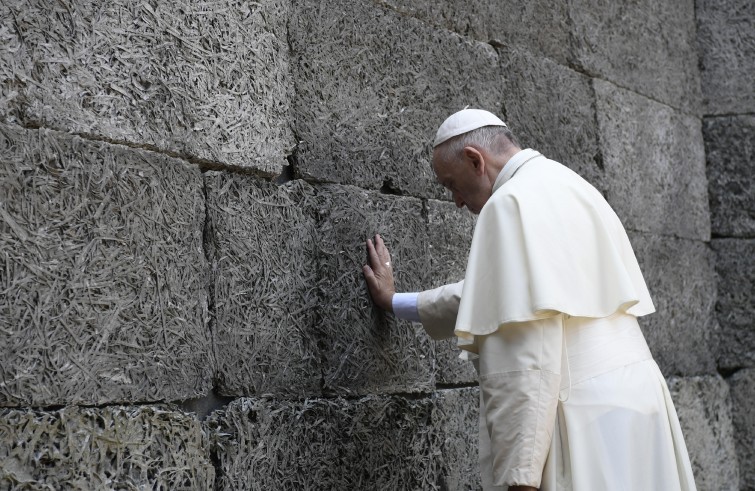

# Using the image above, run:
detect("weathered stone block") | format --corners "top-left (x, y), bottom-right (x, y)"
top-left (0, 124), bottom-right (211, 406)
top-left (712, 239), bottom-right (755, 370)
top-left (704, 116), bottom-right (755, 237)
top-left (206, 175), bottom-right (321, 398)
top-left (431, 388), bottom-right (481, 490)
top-left (426, 200), bottom-right (477, 385)
top-left (596, 81), bottom-right (710, 241)
top-left (696, 0), bottom-right (755, 114)
top-left (500, 47), bottom-right (604, 191)
top-left (629, 231), bottom-right (717, 376)
top-left (570, 0), bottom-right (701, 114)
top-left (0, 0), bottom-right (293, 173)
top-left (208, 396), bottom-right (438, 490)
top-left (668, 375), bottom-right (739, 491)
top-left (0, 405), bottom-right (213, 489)
top-left (375, 0), bottom-right (572, 64)
top-left (729, 369), bottom-right (755, 491)
top-left (315, 185), bottom-right (434, 395)
top-left (290, 0), bottom-right (502, 198)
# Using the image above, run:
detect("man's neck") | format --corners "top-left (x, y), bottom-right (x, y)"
top-left (486, 147), bottom-right (523, 184)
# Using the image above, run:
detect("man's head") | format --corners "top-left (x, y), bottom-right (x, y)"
top-left (432, 109), bottom-right (521, 214)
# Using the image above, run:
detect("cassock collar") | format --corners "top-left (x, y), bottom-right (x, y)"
top-left (492, 148), bottom-right (541, 193)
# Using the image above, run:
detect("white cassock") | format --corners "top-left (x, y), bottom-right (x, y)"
top-left (393, 149), bottom-right (696, 490)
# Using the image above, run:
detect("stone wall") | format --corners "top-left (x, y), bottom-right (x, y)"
top-left (697, 0), bottom-right (755, 489)
top-left (1, 0), bottom-right (751, 489)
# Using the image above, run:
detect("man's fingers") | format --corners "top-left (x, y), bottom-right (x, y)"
top-left (363, 264), bottom-right (374, 281)
top-left (375, 234), bottom-right (391, 263)
top-left (366, 239), bottom-right (381, 268)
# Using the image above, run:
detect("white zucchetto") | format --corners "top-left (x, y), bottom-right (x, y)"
top-left (434, 109), bottom-right (508, 147)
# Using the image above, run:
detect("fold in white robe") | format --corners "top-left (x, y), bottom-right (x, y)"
top-left (414, 149), bottom-right (695, 489)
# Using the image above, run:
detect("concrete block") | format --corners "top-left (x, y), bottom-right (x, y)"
top-left (205, 175), bottom-right (321, 398)
top-left (431, 388), bottom-right (481, 490)
top-left (426, 199), bottom-right (478, 385)
top-left (375, 0), bottom-right (572, 64)
top-left (315, 184), bottom-right (434, 395)
top-left (729, 369), bottom-right (755, 491)
top-left (629, 231), bottom-right (717, 376)
top-left (0, 405), bottom-right (214, 489)
top-left (704, 115), bottom-right (755, 237)
top-left (569, 0), bottom-right (701, 114)
top-left (499, 47), bottom-right (604, 191)
top-left (208, 395), bottom-right (439, 490)
top-left (668, 375), bottom-right (739, 491)
top-left (290, 0), bottom-right (503, 198)
top-left (712, 239), bottom-right (755, 370)
top-left (696, 0), bottom-right (755, 114)
top-left (596, 81), bottom-right (710, 241)
top-left (0, 0), bottom-right (294, 173)
top-left (0, 124), bottom-right (212, 406)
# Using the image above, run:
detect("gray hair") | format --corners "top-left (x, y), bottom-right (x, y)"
top-left (434, 126), bottom-right (520, 164)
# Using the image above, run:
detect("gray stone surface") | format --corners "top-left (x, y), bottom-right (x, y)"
top-left (668, 375), bottom-right (739, 491)
top-left (704, 115), bottom-right (755, 238)
top-left (0, 124), bottom-right (212, 406)
top-left (431, 388), bottom-right (481, 490)
top-left (0, 0), bottom-right (294, 173)
top-left (426, 199), bottom-right (477, 385)
top-left (696, 0), bottom-right (755, 115)
top-left (570, 0), bottom-right (701, 114)
top-left (208, 391), bottom-right (479, 490)
top-left (712, 239), bottom-right (755, 370)
top-left (208, 396), bottom-right (435, 490)
top-left (375, 0), bottom-right (573, 64)
top-left (290, 0), bottom-right (502, 198)
top-left (596, 80), bottom-right (710, 241)
top-left (729, 369), bottom-right (755, 491)
top-left (629, 231), bottom-right (717, 376)
top-left (315, 185), bottom-right (434, 395)
top-left (205, 176), bottom-right (321, 398)
top-left (0, 405), bottom-right (214, 489)
top-left (500, 47), bottom-right (604, 191)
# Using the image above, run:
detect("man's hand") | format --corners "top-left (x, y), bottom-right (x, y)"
top-left (362, 234), bottom-right (395, 312)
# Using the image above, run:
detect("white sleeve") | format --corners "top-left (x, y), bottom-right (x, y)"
top-left (416, 280), bottom-right (464, 340)
top-left (391, 292), bottom-right (421, 323)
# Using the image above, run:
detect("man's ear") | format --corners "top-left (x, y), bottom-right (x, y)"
top-left (463, 146), bottom-right (485, 176)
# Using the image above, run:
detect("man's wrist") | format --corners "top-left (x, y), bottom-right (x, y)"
top-left (391, 292), bottom-right (421, 322)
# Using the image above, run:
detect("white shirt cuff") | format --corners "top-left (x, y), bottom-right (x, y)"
top-left (392, 292), bottom-right (421, 323)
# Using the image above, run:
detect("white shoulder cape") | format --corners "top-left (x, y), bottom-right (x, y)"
top-left (455, 150), bottom-right (654, 351)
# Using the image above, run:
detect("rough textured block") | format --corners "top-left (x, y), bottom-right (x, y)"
top-left (570, 0), bottom-right (701, 114)
top-left (596, 81), bottom-right (710, 241)
top-left (206, 176), bottom-right (321, 398)
top-left (426, 200), bottom-right (477, 385)
top-left (290, 0), bottom-right (502, 198)
top-left (629, 231), bottom-right (717, 376)
top-left (208, 396), bottom-right (436, 490)
top-left (696, 0), bottom-right (755, 114)
top-left (0, 124), bottom-right (211, 406)
top-left (431, 388), bottom-right (481, 490)
top-left (375, 0), bottom-right (572, 64)
top-left (712, 239), bottom-right (755, 370)
top-left (668, 375), bottom-right (739, 491)
top-left (500, 47), bottom-right (604, 191)
top-left (704, 116), bottom-right (755, 237)
top-left (0, 405), bottom-right (213, 489)
top-left (0, 0), bottom-right (293, 173)
top-left (729, 369), bottom-right (755, 491)
top-left (208, 391), bottom-right (480, 490)
top-left (315, 185), bottom-right (434, 395)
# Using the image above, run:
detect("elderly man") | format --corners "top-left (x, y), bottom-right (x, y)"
top-left (363, 109), bottom-right (696, 490)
